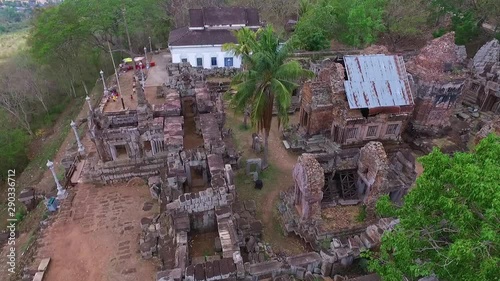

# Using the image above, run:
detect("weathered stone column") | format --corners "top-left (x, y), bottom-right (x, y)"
top-left (70, 120), bottom-right (85, 154)
top-left (47, 160), bottom-right (67, 200)
top-left (85, 95), bottom-right (93, 111)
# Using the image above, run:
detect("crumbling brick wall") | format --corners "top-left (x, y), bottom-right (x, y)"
top-left (411, 79), bottom-right (464, 130)
top-left (357, 142), bottom-right (389, 216)
top-left (293, 155), bottom-right (324, 222)
top-left (406, 32), bottom-right (468, 134)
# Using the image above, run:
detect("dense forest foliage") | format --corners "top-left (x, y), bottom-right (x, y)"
top-left (293, 0), bottom-right (500, 50)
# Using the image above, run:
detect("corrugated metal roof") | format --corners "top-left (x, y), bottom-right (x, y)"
top-left (344, 55), bottom-right (413, 109)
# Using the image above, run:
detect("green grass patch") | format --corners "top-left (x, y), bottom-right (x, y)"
top-left (356, 205), bottom-right (367, 222)
top-left (0, 29), bottom-right (27, 62)
top-left (238, 123), bottom-right (250, 131)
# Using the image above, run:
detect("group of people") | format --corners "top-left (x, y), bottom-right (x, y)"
top-left (106, 88), bottom-right (120, 102)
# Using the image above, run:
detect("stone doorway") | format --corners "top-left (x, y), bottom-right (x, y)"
top-left (188, 165), bottom-right (207, 193)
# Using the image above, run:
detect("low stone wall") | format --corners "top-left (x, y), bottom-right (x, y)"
top-left (91, 152), bottom-right (170, 183)
top-left (157, 251), bottom-right (324, 281)
top-left (320, 218), bottom-right (399, 276)
top-left (166, 186), bottom-right (235, 214)
top-left (279, 188), bottom-right (369, 248)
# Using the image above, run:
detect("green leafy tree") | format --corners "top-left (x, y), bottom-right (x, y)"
top-left (229, 26), bottom-right (313, 167)
top-left (335, 0), bottom-right (386, 47)
top-left (293, 0), bottom-right (385, 48)
top-left (293, 0), bottom-right (336, 50)
top-left (0, 112), bottom-right (30, 182)
top-left (369, 134), bottom-right (500, 281)
top-left (298, 0), bottom-right (313, 18)
top-left (383, 0), bottom-right (431, 48)
top-left (29, 0), bottom-right (170, 96)
top-left (452, 11), bottom-right (480, 44)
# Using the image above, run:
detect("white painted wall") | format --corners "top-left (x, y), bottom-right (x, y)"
top-left (170, 45), bottom-right (242, 69)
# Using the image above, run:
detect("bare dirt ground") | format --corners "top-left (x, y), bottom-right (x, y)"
top-left (321, 205), bottom-right (372, 230)
top-left (31, 183), bottom-right (159, 281)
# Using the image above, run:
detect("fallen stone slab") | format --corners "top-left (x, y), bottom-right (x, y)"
top-left (247, 260), bottom-right (284, 276)
top-left (37, 258), bottom-right (51, 272)
top-left (33, 272), bottom-right (45, 281)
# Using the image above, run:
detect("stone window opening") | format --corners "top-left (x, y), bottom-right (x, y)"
top-left (115, 144), bottom-right (128, 159)
top-left (386, 124), bottom-right (399, 135)
top-left (338, 170), bottom-right (358, 199)
top-left (143, 140), bottom-right (152, 153)
top-left (345, 127), bottom-right (358, 140)
top-left (181, 58), bottom-right (188, 63)
top-left (211, 57), bottom-right (217, 66)
top-left (196, 57), bottom-right (203, 67)
top-left (365, 125), bottom-right (379, 139)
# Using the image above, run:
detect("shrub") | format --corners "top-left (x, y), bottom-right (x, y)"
top-left (356, 205), bottom-right (367, 222)
top-left (432, 27), bottom-right (447, 38)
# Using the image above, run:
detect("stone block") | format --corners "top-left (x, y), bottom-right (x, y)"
top-left (286, 252), bottom-right (322, 269)
top-left (32, 272), bottom-right (45, 281)
top-left (37, 258), bottom-right (51, 272)
top-left (205, 261), bottom-right (215, 281)
top-left (296, 267), bottom-right (306, 280)
top-left (167, 201), bottom-right (180, 210)
top-left (247, 260), bottom-right (284, 277)
top-left (236, 261), bottom-right (245, 279)
top-left (194, 263), bottom-right (206, 281)
top-left (185, 265), bottom-right (195, 281)
top-left (321, 260), bottom-right (332, 277)
top-left (191, 256), bottom-right (206, 265)
top-left (175, 245), bottom-right (187, 270)
top-left (246, 236), bottom-right (256, 252)
top-left (340, 256), bottom-right (354, 267)
top-left (360, 232), bottom-right (375, 249)
top-left (206, 255), bottom-right (221, 262)
top-left (244, 200), bottom-right (257, 212)
top-left (332, 247), bottom-right (351, 260)
top-left (246, 158), bottom-right (262, 175)
top-left (176, 231), bottom-right (188, 245)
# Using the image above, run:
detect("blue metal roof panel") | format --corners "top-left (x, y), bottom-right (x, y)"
top-left (343, 55), bottom-right (413, 109)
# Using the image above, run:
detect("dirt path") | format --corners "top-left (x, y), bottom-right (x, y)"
top-left (260, 116), bottom-right (298, 226)
top-left (31, 183), bottom-right (158, 281)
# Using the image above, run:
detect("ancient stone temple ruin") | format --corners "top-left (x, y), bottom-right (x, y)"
top-left (289, 54), bottom-right (414, 152)
top-left (462, 39), bottom-right (500, 114)
top-left (83, 62), bottom-right (238, 185)
top-left (279, 141), bottom-right (416, 249)
top-left (406, 32), bottom-right (468, 134)
top-left (293, 155), bottom-right (324, 222)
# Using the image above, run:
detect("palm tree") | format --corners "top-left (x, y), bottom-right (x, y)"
top-left (223, 28), bottom-right (261, 129)
top-left (222, 27), bottom-right (260, 68)
top-left (229, 26), bottom-right (313, 168)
